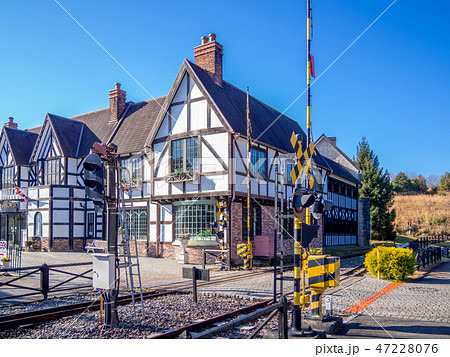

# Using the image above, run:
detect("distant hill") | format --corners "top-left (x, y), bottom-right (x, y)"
top-left (392, 192), bottom-right (450, 236)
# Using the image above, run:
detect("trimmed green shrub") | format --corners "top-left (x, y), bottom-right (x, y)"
top-left (364, 247), bottom-right (415, 281)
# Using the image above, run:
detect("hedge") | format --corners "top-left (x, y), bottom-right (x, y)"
top-left (364, 246), bottom-right (415, 281)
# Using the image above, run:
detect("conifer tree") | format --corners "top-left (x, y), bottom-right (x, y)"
top-left (355, 137), bottom-right (396, 241)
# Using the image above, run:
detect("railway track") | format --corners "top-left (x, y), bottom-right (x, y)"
top-left (150, 264), bottom-right (367, 339)
top-left (0, 266), bottom-right (287, 330)
top-left (0, 256), bottom-right (367, 333)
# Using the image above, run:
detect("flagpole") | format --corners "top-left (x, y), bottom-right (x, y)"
top-left (246, 87), bottom-right (252, 270)
top-left (306, 0), bottom-right (312, 145)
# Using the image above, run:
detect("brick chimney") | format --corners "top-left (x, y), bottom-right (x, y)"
top-left (329, 137), bottom-right (337, 146)
top-left (4, 117), bottom-right (17, 129)
top-left (109, 83), bottom-right (126, 122)
top-left (194, 33), bottom-right (223, 87)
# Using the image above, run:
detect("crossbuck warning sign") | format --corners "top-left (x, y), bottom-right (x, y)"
top-left (216, 201), bottom-right (227, 221)
top-left (290, 132), bottom-right (315, 188)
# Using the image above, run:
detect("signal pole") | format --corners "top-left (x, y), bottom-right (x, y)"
top-left (104, 152), bottom-right (119, 327)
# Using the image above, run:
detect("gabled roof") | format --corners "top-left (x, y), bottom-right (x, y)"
top-left (108, 97), bottom-right (167, 155)
top-left (47, 114), bottom-right (86, 157)
top-left (30, 113), bottom-right (101, 160)
top-left (316, 134), bottom-right (361, 173)
top-left (146, 60), bottom-right (308, 154)
top-left (187, 60), bottom-right (307, 153)
top-left (322, 156), bottom-right (360, 185)
top-left (71, 107), bottom-right (114, 144)
top-left (27, 126), bottom-right (42, 134)
top-left (3, 127), bottom-right (38, 165)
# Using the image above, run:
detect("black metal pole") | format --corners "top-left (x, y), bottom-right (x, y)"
top-left (192, 266), bottom-right (198, 304)
top-left (105, 161), bottom-right (118, 327)
top-left (40, 263), bottom-right (49, 300)
top-left (278, 296), bottom-right (288, 339)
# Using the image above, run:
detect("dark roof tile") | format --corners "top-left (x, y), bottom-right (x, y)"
top-left (188, 60), bottom-right (307, 153)
top-left (4, 127), bottom-right (38, 165)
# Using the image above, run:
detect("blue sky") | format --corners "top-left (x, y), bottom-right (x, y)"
top-left (0, 0), bottom-right (448, 179)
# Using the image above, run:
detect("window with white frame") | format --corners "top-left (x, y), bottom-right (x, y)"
top-left (34, 212), bottom-right (42, 237)
top-left (44, 158), bottom-right (60, 185)
top-left (171, 137), bottom-right (198, 174)
top-left (119, 209), bottom-right (148, 241)
top-left (121, 156), bottom-right (142, 182)
top-left (87, 213), bottom-right (94, 238)
top-left (1, 166), bottom-right (14, 189)
top-left (173, 200), bottom-right (215, 241)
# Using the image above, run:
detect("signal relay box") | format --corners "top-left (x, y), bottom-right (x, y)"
top-left (92, 253), bottom-right (115, 290)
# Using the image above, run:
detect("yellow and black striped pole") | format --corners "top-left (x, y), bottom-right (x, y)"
top-left (306, 0), bottom-right (312, 145)
top-left (291, 215), bottom-right (303, 333)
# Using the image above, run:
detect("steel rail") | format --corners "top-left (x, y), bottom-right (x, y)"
top-left (150, 264), bottom-right (367, 339)
top-left (0, 257), bottom-right (367, 332)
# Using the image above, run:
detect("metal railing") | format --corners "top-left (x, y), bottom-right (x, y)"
top-left (0, 246), bottom-right (22, 271)
top-left (0, 262), bottom-right (92, 302)
top-left (415, 246), bottom-right (442, 270)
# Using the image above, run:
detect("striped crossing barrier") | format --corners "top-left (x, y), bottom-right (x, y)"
top-left (237, 243), bottom-right (252, 269)
top-left (307, 255), bottom-right (340, 319)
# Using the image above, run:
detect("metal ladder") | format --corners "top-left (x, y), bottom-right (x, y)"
top-left (273, 156), bottom-right (295, 301)
top-left (117, 168), bottom-right (146, 318)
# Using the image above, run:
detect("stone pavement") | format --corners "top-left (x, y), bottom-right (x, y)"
top-left (327, 259), bottom-right (450, 325)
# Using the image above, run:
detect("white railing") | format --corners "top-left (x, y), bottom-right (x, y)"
top-left (0, 188), bottom-right (25, 201)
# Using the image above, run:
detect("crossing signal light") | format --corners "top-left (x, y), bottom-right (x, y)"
top-left (83, 153), bottom-right (105, 213)
top-left (301, 223), bottom-right (320, 248)
top-left (292, 190), bottom-right (316, 218)
top-left (310, 195), bottom-right (333, 219)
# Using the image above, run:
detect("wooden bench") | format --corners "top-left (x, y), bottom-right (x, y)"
top-left (85, 240), bottom-right (107, 253)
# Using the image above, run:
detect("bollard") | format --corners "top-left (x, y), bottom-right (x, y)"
top-left (192, 266), bottom-right (198, 304)
top-left (310, 287), bottom-right (326, 319)
top-left (278, 296), bottom-right (288, 339)
top-left (40, 264), bottom-right (49, 300)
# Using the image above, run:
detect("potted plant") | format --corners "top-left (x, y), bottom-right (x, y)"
top-left (1, 256), bottom-right (11, 269)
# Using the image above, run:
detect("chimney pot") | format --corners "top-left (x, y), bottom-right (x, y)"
top-left (109, 83), bottom-right (127, 122)
top-left (4, 116), bottom-right (18, 129)
top-left (194, 33), bottom-right (223, 87)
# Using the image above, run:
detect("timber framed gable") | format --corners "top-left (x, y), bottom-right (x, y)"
top-left (30, 116), bottom-right (65, 186)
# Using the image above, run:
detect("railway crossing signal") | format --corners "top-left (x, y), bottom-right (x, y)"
top-left (289, 132), bottom-right (316, 188)
top-left (292, 189), bottom-right (315, 218)
top-left (216, 201), bottom-right (227, 221)
top-left (310, 194), bottom-right (333, 220)
top-left (83, 153), bottom-right (105, 213)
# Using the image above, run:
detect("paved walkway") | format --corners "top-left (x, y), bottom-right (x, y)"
top-left (328, 259), bottom-right (450, 325)
top-left (2, 251), bottom-right (449, 333)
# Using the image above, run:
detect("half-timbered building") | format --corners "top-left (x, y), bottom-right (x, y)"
top-left (0, 34), bottom-right (370, 263)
